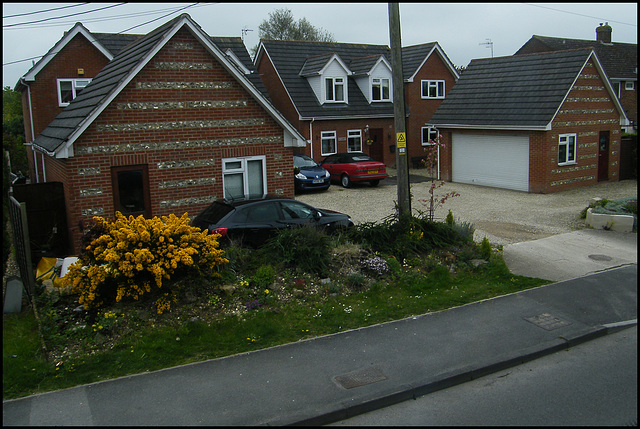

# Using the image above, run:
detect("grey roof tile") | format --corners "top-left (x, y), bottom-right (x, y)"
top-left (429, 49), bottom-right (595, 128)
top-left (32, 16), bottom-right (273, 154)
top-left (401, 42), bottom-right (437, 79)
top-left (516, 35), bottom-right (637, 79)
top-left (260, 39), bottom-right (395, 118)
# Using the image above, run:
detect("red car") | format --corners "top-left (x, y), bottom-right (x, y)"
top-left (319, 152), bottom-right (388, 188)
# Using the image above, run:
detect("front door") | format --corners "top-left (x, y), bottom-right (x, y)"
top-left (598, 131), bottom-right (609, 181)
top-left (368, 128), bottom-right (384, 162)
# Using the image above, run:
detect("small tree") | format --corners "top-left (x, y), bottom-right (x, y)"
top-left (251, 8), bottom-right (335, 56)
top-left (419, 136), bottom-right (459, 222)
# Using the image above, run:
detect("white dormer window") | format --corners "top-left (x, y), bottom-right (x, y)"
top-left (325, 77), bottom-right (345, 102)
top-left (57, 78), bottom-right (91, 107)
top-left (372, 78), bottom-right (391, 101)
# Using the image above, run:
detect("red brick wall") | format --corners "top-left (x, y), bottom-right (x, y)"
top-left (21, 33), bottom-right (112, 183)
top-left (540, 57), bottom-right (622, 193)
top-left (54, 28), bottom-right (296, 253)
top-left (305, 118), bottom-right (394, 164)
top-left (618, 81), bottom-right (637, 127)
top-left (405, 50), bottom-right (458, 162)
top-left (256, 50), bottom-right (302, 130)
top-left (24, 33), bottom-right (111, 141)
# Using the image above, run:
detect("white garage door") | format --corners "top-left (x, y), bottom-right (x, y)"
top-left (452, 133), bottom-right (530, 192)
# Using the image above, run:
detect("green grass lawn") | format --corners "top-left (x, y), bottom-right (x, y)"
top-left (3, 255), bottom-right (548, 400)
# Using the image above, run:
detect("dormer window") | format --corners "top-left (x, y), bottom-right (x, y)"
top-left (372, 78), bottom-right (390, 101)
top-left (325, 77), bottom-right (345, 102)
top-left (57, 78), bottom-right (91, 107)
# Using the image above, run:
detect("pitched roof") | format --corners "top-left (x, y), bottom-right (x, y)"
top-left (401, 42), bottom-right (459, 82)
top-left (257, 39), bottom-right (395, 120)
top-left (32, 14), bottom-right (305, 157)
top-left (15, 23), bottom-right (143, 90)
top-left (516, 35), bottom-right (637, 80)
top-left (91, 32), bottom-right (144, 56)
top-left (429, 49), bottom-right (626, 130)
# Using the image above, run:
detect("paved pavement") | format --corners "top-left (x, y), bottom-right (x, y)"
top-left (3, 231), bottom-right (637, 425)
top-left (503, 229), bottom-right (637, 282)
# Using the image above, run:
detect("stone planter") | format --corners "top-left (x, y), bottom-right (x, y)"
top-left (585, 208), bottom-right (636, 232)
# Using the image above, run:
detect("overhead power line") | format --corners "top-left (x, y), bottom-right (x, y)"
top-left (3, 3), bottom-right (127, 28)
top-left (523, 3), bottom-right (637, 27)
top-left (2, 3), bottom-right (203, 68)
top-left (3, 3), bottom-right (89, 19)
top-left (3, 4), bottom-right (208, 31)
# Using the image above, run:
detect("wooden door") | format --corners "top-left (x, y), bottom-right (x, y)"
top-left (368, 128), bottom-right (384, 162)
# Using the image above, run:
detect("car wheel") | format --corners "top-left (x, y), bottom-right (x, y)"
top-left (369, 180), bottom-right (380, 187)
top-left (341, 174), bottom-right (351, 188)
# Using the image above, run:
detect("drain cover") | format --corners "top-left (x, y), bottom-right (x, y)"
top-left (588, 254), bottom-right (613, 261)
top-left (334, 365), bottom-right (388, 389)
top-left (524, 313), bottom-right (572, 331)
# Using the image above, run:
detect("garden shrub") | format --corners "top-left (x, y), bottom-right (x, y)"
top-left (252, 265), bottom-right (276, 289)
top-left (66, 212), bottom-right (228, 314)
top-left (260, 225), bottom-right (332, 276)
top-left (479, 237), bottom-right (492, 260)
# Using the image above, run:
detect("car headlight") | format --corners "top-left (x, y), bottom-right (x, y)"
top-left (324, 171), bottom-right (330, 178)
top-left (295, 173), bottom-right (307, 179)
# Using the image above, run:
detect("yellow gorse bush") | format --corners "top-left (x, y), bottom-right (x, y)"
top-left (67, 212), bottom-right (228, 314)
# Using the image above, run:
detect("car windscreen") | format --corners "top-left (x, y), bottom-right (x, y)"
top-left (294, 156), bottom-right (318, 168)
top-left (349, 155), bottom-right (373, 162)
top-left (194, 201), bottom-right (234, 225)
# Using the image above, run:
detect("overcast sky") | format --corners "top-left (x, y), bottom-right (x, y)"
top-left (2, 3), bottom-right (637, 89)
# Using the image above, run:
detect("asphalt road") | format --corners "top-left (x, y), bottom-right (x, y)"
top-left (331, 326), bottom-right (638, 426)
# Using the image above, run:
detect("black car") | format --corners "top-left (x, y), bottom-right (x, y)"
top-left (293, 154), bottom-right (331, 193)
top-left (191, 195), bottom-right (353, 247)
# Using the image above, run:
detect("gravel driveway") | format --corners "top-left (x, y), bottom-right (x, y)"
top-left (296, 169), bottom-right (637, 246)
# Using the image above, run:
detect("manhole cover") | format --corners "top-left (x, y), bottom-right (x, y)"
top-left (588, 254), bottom-right (613, 261)
top-left (334, 365), bottom-right (388, 389)
top-left (524, 313), bottom-right (572, 331)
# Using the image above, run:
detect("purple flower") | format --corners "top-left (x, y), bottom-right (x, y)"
top-left (361, 256), bottom-right (389, 276)
top-left (245, 300), bottom-right (261, 310)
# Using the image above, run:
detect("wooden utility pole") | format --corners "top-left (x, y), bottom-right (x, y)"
top-left (388, 3), bottom-right (411, 217)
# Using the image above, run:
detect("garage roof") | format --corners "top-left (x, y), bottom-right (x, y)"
top-left (429, 48), bottom-right (625, 130)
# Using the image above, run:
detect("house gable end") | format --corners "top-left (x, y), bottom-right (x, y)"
top-left (33, 14), bottom-right (306, 157)
top-left (20, 23), bottom-right (113, 86)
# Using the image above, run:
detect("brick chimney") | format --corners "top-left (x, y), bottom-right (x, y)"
top-left (596, 22), bottom-right (612, 43)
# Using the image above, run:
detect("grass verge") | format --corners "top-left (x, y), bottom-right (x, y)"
top-left (3, 254), bottom-right (548, 400)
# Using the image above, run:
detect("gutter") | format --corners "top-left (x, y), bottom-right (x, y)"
top-left (430, 123), bottom-right (551, 132)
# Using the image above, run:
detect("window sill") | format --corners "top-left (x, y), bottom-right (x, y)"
top-left (557, 161), bottom-right (577, 167)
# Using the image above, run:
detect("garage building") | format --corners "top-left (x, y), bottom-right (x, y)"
top-left (429, 48), bottom-right (629, 193)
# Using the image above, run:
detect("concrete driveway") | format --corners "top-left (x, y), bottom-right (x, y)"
top-left (297, 173), bottom-right (637, 281)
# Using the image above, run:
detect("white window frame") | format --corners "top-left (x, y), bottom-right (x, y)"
top-left (222, 155), bottom-right (267, 199)
top-left (421, 126), bottom-right (439, 146)
top-left (558, 134), bottom-right (577, 165)
top-left (347, 130), bottom-right (362, 152)
top-left (321, 131), bottom-right (337, 156)
top-left (57, 78), bottom-right (91, 107)
top-left (625, 81), bottom-right (635, 90)
top-left (421, 79), bottom-right (445, 99)
top-left (371, 77), bottom-right (391, 102)
top-left (325, 77), bottom-right (345, 103)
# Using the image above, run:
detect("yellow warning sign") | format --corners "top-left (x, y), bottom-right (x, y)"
top-left (396, 132), bottom-right (406, 148)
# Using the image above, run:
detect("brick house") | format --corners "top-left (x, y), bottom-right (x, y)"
top-left (428, 49), bottom-right (629, 193)
top-left (254, 39), bottom-right (458, 167)
top-left (515, 23), bottom-right (637, 133)
top-left (22, 14), bottom-right (306, 253)
top-left (15, 23), bottom-right (143, 184)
